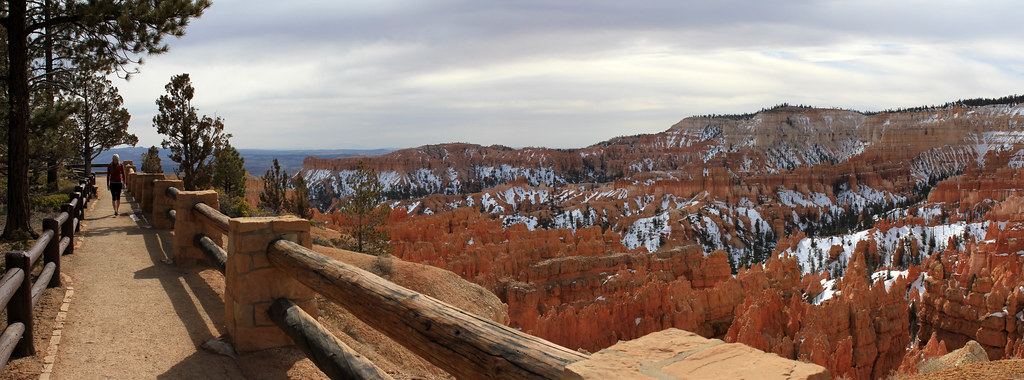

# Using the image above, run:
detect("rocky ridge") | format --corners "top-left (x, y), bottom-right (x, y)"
top-left (307, 102), bottom-right (1024, 379)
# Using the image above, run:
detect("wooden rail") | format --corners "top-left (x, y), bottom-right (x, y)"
top-left (268, 239), bottom-right (588, 379)
top-left (154, 182), bottom-right (588, 379)
top-left (269, 298), bottom-right (392, 380)
top-left (194, 234), bottom-right (226, 274)
top-left (193, 203), bottom-right (228, 232)
top-left (0, 176), bottom-right (94, 370)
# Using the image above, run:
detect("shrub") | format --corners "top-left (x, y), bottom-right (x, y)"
top-left (370, 253), bottom-right (394, 278)
top-left (218, 193), bottom-right (257, 218)
top-left (31, 194), bottom-right (69, 212)
top-left (3, 228), bottom-right (34, 250)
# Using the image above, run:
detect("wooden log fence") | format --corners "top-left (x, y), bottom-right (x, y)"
top-left (0, 176), bottom-right (95, 370)
top-left (194, 234), bottom-right (227, 274)
top-left (145, 180), bottom-right (588, 379)
top-left (268, 298), bottom-right (392, 380)
top-left (268, 239), bottom-right (588, 379)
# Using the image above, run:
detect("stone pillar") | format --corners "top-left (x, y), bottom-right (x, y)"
top-left (225, 216), bottom-right (317, 351)
top-left (130, 172), bottom-right (140, 199)
top-left (139, 173), bottom-right (166, 213)
top-left (132, 172), bottom-right (148, 201)
top-left (172, 190), bottom-right (221, 265)
top-left (125, 170), bottom-right (135, 195)
top-left (153, 179), bottom-right (184, 229)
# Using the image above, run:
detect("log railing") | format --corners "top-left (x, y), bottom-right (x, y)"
top-left (0, 176), bottom-right (95, 370)
top-left (144, 180), bottom-right (588, 379)
top-left (268, 239), bottom-right (589, 379)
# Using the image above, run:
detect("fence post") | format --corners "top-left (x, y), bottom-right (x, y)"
top-left (89, 174), bottom-right (98, 200)
top-left (74, 186), bottom-right (85, 226)
top-left (172, 190), bottom-right (220, 265)
top-left (61, 203), bottom-right (75, 256)
top-left (225, 216), bottom-right (316, 351)
top-left (43, 218), bottom-right (61, 287)
top-left (76, 182), bottom-right (88, 208)
top-left (5, 251), bottom-right (34, 356)
top-left (72, 191), bottom-right (83, 233)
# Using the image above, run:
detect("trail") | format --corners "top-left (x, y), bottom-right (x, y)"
top-left (50, 179), bottom-right (244, 379)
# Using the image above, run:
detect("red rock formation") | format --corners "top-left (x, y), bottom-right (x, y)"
top-left (305, 103), bottom-right (1024, 379)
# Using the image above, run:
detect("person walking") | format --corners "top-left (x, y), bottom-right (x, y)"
top-left (107, 154), bottom-right (127, 216)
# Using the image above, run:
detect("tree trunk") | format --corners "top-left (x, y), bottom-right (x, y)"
top-left (44, 9), bottom-right (57, 193)
top-left (5, 0), bottom-right (36, 238)
top-left (84, 144), bottom-right (93, 176)
top-left (47, 159), bottom-right (58, 192)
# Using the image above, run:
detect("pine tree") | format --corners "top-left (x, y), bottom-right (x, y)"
top-left (2, 0), bottom-right (209, 238)
top-left (288, 175), bottom-right (312, 219)
top-left (259, 158), bottom-right (287, 214)
top-left (140, 146), bottom-right (163, 174)
top-left (212, 144), bottom-right (246, 199)
top-left (339, 161), bottom-right (391, 255)
top-left (153, 74), bottom-right (231, 190)
top-left (71, 72), bottom-right (136, 175)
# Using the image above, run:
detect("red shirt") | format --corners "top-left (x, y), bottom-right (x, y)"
top-left (108, 162), bottom-right (125, 182)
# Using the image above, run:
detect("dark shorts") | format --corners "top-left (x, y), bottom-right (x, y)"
top-left (110, 182), bottom-right (123, 201)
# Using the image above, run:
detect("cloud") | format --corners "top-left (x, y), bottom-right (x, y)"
top-left (113, 0), bottom-right (1024, 150)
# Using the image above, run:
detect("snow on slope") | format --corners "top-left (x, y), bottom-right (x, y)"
top-left (783, 221), bottom-right (989, 275)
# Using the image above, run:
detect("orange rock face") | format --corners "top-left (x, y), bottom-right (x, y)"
top-left (306, 103), bottom-right (1024, 379)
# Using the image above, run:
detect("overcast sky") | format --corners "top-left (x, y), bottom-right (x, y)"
top-left (112, 0), bottom-right (1024, 150)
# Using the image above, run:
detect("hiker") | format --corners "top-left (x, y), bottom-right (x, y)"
top-left (107, 154), bottom-right (126, 216)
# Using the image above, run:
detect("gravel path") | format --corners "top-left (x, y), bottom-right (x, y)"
top-left (49, 182), bottom-right (245, 379)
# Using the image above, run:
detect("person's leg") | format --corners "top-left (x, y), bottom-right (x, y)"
top-left (111, 182), bottom-right (122, 215)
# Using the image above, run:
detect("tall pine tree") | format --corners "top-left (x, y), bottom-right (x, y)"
top-left (1, 0), bottom-right (209, 238)
top-left (212, 144), bottom-right (246, 198)
top-left (153, 74), bottom-right (230, 190)
top-left (288, 175), bottom-right (312, 219)
top-left (71, 72), bottom-right (136, 174)
top-left (339, 161), bottom-right (391, 255)
top-left (259, 158), bottom-right (287, 214)
top-left (140, 146), bottom-right (162, 174)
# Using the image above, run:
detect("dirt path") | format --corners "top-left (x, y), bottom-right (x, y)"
top-left (49, 181), bottom-right (245, 379)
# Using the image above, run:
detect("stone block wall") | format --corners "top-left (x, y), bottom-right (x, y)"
top-left (225, 216), bottom-right (317, 351)
top-left (153, 180), bottom-right (184, 229)
top-left (172, 190), bottom-right (221, 265)
top-left (137, 174), bottom-right (166, 213)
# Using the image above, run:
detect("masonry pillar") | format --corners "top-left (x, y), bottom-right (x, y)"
top-left (172, 190), bottom-right (221, 265)
top-left (225, 216), bottom-right (317, 351)
top-left (125, 170), bottom-right (135, 196)
top-left (138, 173), bottom-right (166, 213)
top-left (132, 172), bottom-right (147, 201)
top-left (153, 179), bottom-right (184, 229)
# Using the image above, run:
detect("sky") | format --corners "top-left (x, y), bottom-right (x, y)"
top-left (113, 0), bottom-right (1024, 151)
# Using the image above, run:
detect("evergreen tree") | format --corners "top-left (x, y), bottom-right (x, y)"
top-left (339, 161), bottom-right (391, 255)
top-left (212, 144), bottom-right (246, 198)
top-left (259, 158), bottom-right (287, 214)
top-left (140, 146), bottom-right (162, 174)
top-left (153, 74), bottom-right (230, 190)
top-left (2, 0), bottom-right (209, 238)
top-left (288, 174), bottom-right (312, 219)
top-left (28, 99), bottom-right (78, 190)
top-left (71, 73), bottom-right (136, 174)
